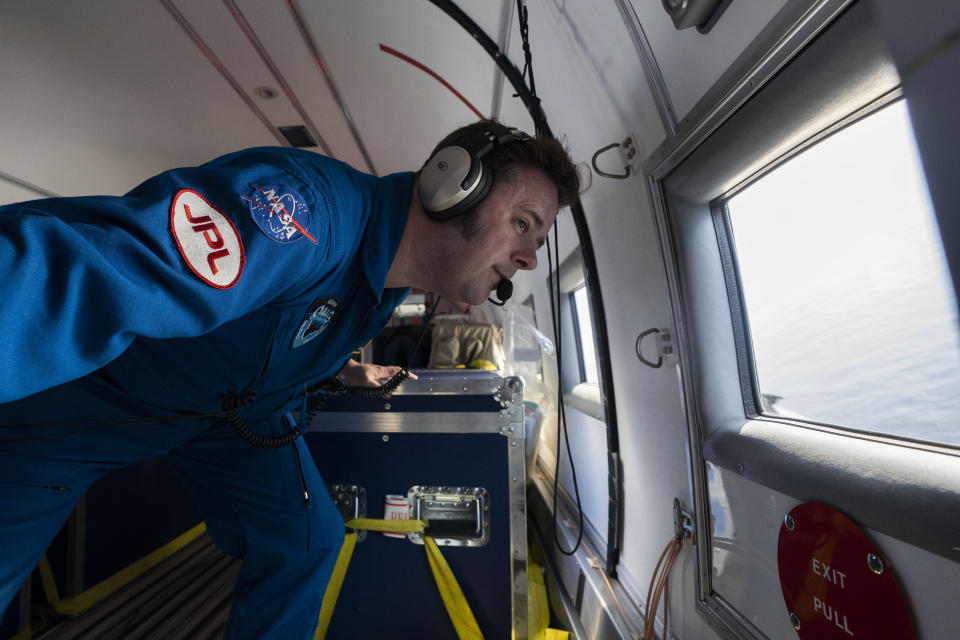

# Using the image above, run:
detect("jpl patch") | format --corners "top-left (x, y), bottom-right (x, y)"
top-left (170, 189), bottom-right (245, 289)
top-left (243, 184), bottom-right (318, 244)
top-left (293, 296), bottom-right (340, 349)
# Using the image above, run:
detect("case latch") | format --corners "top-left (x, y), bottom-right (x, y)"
top-left (407, 486), bottom-right (490, 547)
top-left (328, 484), bottom-right (368, 542)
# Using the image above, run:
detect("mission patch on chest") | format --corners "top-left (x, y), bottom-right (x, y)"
top-left (293, 296), bottom-right (341, 349)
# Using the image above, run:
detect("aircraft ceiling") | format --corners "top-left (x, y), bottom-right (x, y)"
top-left (0, 0), bottom-right (509, 201)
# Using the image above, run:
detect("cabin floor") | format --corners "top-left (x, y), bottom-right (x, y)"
top-left (34, 536), bottom-right (238, 640)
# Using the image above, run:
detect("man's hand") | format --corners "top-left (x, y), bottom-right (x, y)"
top-left (335, 359), bottom-right (418, 391)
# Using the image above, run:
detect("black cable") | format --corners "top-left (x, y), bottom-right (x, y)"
top-left (343, 368), bottom-right (410, 398)
top-left (347, 296), bottom-right (440, 395)
top-left (213, 309), bottom-right (426, 446)
top-left (302, 296), bottom-right (442, 426)
top-left (509, 0), bottom-right (586, 557)
top-left (219, 390), bottom-right (301, 449)
top-left (547, 223), bottom-right (584, 556)
top-left (515, 0), bottom-right (547, 137)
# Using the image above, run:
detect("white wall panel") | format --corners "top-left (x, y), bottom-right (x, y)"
top-left (500, 0), bottom-right (667, 171)
top-left (556, 408), bottom-right (611, 543)
top-left (708, 462), bottom-right (960, 639)
top-left (591, 174), bottom-right (717, 640)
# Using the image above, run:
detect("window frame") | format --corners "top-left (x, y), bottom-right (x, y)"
top-left (714, 105), bottom-right (960, 440)
top-left (569, 283), bottom-right (600, 387)
top-left (568, 285), bottom-right (588, 384)
top-left (711, 200), bottom-right (763, 418)
top-left (548, 248), bottom-right (605, 421)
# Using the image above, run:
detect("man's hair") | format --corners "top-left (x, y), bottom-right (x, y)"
top-left (421, 120), bottom-right (580, 238)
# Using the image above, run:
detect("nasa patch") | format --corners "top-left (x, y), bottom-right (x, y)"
top-left (170, 189), bottom-right (245, 289)
top-left (292, 296), bottom-right (341, 349)
top-left (243, 184), bottom-right (318, 244)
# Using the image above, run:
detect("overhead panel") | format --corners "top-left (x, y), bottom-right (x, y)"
top-left (293, 0), bottom-right (503, 175)
top-left (0, 0), bottom-right (278, 198)
top-left (626, 0), bottom-right (789, 122)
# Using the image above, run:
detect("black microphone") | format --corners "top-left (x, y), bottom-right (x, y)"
top-left (488, 278), bottom-right (513, 306)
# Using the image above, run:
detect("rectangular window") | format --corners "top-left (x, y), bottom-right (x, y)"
top-left (726, 100), bottom-right (960, 446)
top-left (571, 285), bottom-right (600, 385)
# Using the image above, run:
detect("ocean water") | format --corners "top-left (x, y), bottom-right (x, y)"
top-left (727, 100), bottom-right (960, 448)
top-left (748, 241), bottom-right (960, 446)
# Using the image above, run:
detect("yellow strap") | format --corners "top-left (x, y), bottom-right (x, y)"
top-left (36, 555), bottom-right (61, 606)
top-left (526, 555), bottom-right (550, 640)
top-left (314, 530), bottom-right (357, 640)
top-left (511, 556), bottom-right (569, 640)
top-left (316, 518), bottom-right (483, 640)
top-left (36, 522), bottom-right (207, 615)
top-left (424, 536), bottom-right (483, 640)
top-left (344, 517), bottom-right (425, 534)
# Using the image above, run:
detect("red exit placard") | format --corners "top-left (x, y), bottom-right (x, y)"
top-left (777, 502), bottom-right (915, 639)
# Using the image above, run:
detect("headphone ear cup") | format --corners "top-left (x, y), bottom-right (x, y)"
top-left (419, 146), bottom-right (474, 220)
top-left (419, 145), bottom-right (493, 221)
top-left (420, 122), bottom-right (530, 221)
top-left (428, 163), bottom-right (491, 221)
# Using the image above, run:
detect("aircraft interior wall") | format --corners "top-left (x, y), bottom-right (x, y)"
top-left (2, 0), bottom-right (958, 639)
top-left (509, 1), bottom-right (960, 639)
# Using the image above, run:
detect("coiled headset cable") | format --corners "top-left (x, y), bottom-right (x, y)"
top-left (297, 296), bottom-right (441, 433)
top-left (217, 390), bottom-right (300, 449)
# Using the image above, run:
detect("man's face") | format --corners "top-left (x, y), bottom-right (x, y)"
top-left (432, 166), bottom-right (559, 305)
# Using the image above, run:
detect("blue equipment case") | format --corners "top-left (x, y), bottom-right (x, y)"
top-left (304, 371), bottom-right (528, 640)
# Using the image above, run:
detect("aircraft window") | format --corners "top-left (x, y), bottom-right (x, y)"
top-left (724, 99), bottom-right (960, 446)
top-left (571, 284), bottom-right (600, 385)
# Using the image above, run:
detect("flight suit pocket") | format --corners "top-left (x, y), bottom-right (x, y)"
top-left (0, 452), bottom-right (79, 521)
top-left (290, 435), bottom-right (344, 553)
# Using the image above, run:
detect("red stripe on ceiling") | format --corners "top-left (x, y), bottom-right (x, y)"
top-left (379, 43), bottom-right (487, 120)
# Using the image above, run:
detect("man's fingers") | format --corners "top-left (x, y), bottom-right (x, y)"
top-left (364, 364), bottom-right (417, 386)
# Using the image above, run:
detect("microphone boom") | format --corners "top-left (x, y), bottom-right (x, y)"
top-left (488, 278), bottom-right (513, 306)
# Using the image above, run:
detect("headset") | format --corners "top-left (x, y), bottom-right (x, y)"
top-left (418, 122), bottom-right (531, 306)
top-left (417, 122), bottom-right (532, 221)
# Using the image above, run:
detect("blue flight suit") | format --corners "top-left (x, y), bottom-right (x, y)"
top-left (0, 147), bottom-right (413, 638)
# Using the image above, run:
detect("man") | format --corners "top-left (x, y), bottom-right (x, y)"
top-left (0, 119), bottom-right (578, 638)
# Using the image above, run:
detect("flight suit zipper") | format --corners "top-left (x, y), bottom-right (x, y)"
top-left (292, 441), bottom-right (310, 507)
top-left (5, 481), bottom-right (69, 491)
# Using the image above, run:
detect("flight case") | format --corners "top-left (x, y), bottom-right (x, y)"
top-left (303, 371), bottom-right (528, 639)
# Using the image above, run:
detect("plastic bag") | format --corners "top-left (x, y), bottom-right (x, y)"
top-left (503, 307), bottom-right (558, 476)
